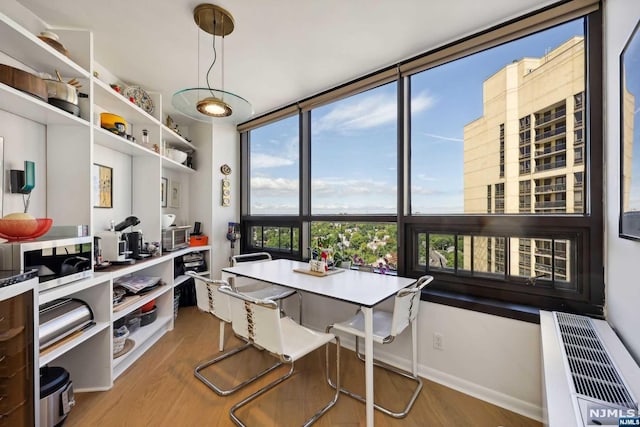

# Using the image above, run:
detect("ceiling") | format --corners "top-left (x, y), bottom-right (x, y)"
top-left (17, 0), bottom-right (559, 124)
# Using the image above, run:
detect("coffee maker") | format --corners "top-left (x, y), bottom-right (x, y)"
top-left (96, 216), bottom-right (140, 263)
top-left (95, 231), bottom-right (129, 262)
top-left (123, 231), bottom-right (146, 259)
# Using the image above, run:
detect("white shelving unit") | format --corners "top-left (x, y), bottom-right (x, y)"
top-left (0, 82), bottom-right (91, 126)
top-left (0, 7), bottom-right (214, 421)
top-left (0, 11), bottom-right (90, 78)
top-left (36, 246), bottom-right (211, 392)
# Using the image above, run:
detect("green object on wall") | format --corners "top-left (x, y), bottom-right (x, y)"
top-left (23, 160), bottom-right (35, 193)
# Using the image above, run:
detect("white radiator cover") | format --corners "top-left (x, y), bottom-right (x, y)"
top-left (540, 311), bottom-right (640, 427)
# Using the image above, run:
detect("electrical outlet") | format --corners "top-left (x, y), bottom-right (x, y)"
top-left (433, 332), bottom-right (444, 350)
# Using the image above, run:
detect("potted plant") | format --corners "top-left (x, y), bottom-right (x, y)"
top-left (333, 251), bottom-right (351, 269)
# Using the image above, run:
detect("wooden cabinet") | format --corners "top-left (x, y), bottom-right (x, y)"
top-left (0, 277), bottom-right (38, 426)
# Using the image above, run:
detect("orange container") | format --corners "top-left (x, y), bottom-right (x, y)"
top-left (190, 235), bottom-right (208, 246)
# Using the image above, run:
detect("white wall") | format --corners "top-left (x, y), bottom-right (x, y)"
top-left (209, 124), bottom-right (241, 277)
top-left (604, 0), bottom-right (640, 363)
top-left (0, 110), bottom-right (47, 218)
top-left (301, 291), bottom-right (542, 420)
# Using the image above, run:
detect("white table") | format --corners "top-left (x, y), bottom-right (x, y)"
top-left (222, 259), bottom-right (416, 427)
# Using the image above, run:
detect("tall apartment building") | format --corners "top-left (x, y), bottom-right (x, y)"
top-left (462, 37), bottom-right (585, 285)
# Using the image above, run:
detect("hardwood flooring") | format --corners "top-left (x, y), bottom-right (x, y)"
top-left (66, 307), bottom-right (542, 427)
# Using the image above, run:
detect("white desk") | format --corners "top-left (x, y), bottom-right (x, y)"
top-left (222, 259), bottom-right (416, 427)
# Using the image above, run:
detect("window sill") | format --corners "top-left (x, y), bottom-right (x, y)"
top-left (420, 288), bottom-right (541, 324)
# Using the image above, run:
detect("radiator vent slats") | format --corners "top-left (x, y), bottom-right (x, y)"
top-left (555, 312), bottom-right (636, 410)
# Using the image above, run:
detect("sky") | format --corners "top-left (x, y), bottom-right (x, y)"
top-left (249, 19), bottom-right (586, 215)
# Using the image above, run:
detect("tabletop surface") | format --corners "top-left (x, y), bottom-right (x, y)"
top-left (222, 259), bottom-right (416, 307)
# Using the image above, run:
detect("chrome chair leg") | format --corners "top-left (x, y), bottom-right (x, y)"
top-left (230, 337), bottom-right (340, 427)
top-left (195, 341), bottom-right (283, 396)
top-left (325, 327), bottom-right (422, 419)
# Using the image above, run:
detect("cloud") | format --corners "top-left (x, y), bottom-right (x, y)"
top-left (422, 132), bottom-right (463, 142)
top-left (415, 174), bottom-right (438, 182)
top-left (251, 153), bottom-right (295, 169)
top-left (411, 185), bottom-right (438, 195)
top-left (313, 91), bottom-right (434, 133)
top-left (250, 177), bottom-right (298, 194)
top-left (411, 91), bottom-right (435, 114)
top-left (311, 177), bottom-right (395, 196)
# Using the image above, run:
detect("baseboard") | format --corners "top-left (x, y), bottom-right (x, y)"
top-left (419, 365), bottom-right (543, 422)
top-left (328, 334), bottom-right (543, 422)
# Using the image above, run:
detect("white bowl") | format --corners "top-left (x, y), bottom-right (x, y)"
top-left (167, 148), bottom-right (187, 164)
top-left (162, 214), bottom-right (175, 229)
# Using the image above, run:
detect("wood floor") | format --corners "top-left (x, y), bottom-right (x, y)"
top-left (66, 307), bottom-right (541, 427)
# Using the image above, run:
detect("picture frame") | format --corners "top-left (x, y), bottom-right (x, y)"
top-left (620, 21), bottom-right (640, 240)
top-left (161, 177), bottom-right (168, 207)
top-left (93, 163), bottom-right (113, 208)
top-left (169, 179), bottom-right (181, 208)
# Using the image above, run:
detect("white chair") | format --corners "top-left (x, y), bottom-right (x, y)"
top-left (229, 252), bottom-right (303, 324)
top-left (219, 284), bottom-right (341, 427)
top-left (326, 274), bottom-right (434, 418)
top-left (187, 273), bottom-right (283, 396)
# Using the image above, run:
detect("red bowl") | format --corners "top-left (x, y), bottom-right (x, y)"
top-left (141, 299), bottom-right (156, 313)
top-left (0, 218), bottom-right (53, 241)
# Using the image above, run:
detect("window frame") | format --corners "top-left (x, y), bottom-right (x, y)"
top-left (239, 1), bottom-right (604, 320)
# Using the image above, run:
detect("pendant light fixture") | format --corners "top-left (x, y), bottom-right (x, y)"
top-left (172, 4), bottom-right (252, 123)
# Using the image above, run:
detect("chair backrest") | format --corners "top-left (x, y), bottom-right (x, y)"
top-left (390, 275), bottom-right (434, 337)
top-left (219, 285), bottom-right (284, 358)
top-left (231, 252), bottom-right (272, 266)
top-left (229, 252), bottom-right (272, 288)
top-left (187, 272), bottom-right (232, 323)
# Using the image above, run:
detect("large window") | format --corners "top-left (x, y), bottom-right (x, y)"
top-left (240, 2), bottom-right (603, 318)
top-left (248, 115), bottom-right (299, 214)
top-left (311, 83), bottom-right (397, 215)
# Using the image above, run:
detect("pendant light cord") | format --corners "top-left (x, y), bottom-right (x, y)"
top-left (205, 14), bottom-right (221, 95)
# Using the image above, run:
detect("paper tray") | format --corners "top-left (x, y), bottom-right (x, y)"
top-left (293, 268), bottom-right (345, 277)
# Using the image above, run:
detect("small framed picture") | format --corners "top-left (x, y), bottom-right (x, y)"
top-left (161, 177), bottom-right (168, 207)
top-left (93, 163), bottom-right (113, 208)
top-left (169, 180), bottom-right (181, 208)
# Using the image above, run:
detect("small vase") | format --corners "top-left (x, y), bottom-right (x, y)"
top-left (339, 261), bottom-right (352, 269)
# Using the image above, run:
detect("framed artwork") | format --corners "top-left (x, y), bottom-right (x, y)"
top-left (620, 21), bottom-right (640, 240)
top-left (161, 177), bottom-right (168, 207)
top-left (169, 179), bottom-right (181, 208)
top-left (93, 163), bottom-right (113, 208)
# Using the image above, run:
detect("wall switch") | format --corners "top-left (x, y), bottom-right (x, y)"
top-left (433, 332), bottom-right (444, 350)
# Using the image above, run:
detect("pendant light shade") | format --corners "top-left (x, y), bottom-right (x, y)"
top-left (172, 4), bottom-right (252, 124)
